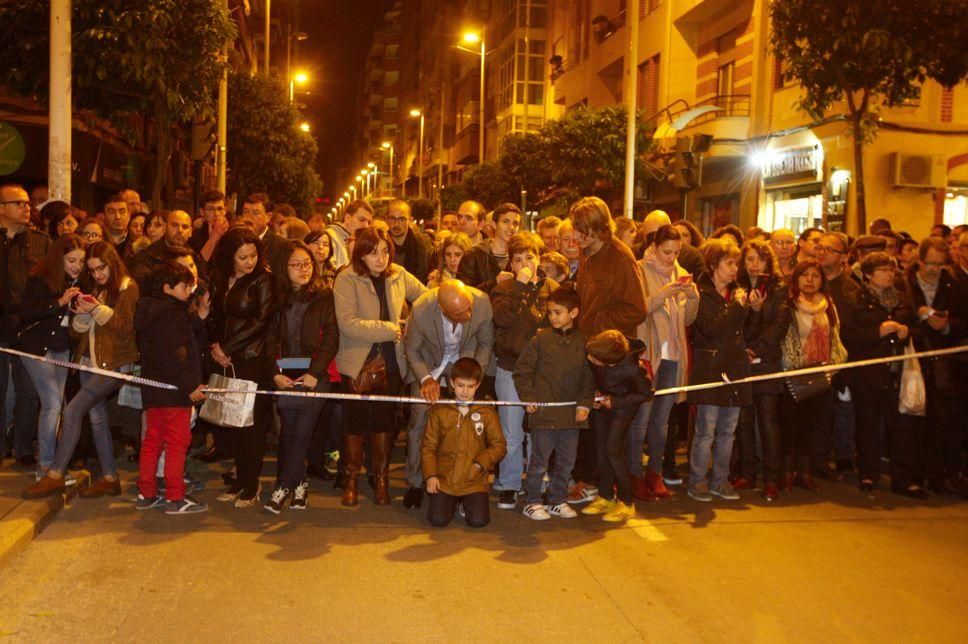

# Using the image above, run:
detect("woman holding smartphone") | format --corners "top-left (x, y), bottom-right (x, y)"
top-left (630, 224), bottom-right (699, 500)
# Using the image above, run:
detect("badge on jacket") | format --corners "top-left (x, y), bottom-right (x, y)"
top-left (471, 412), bottom-right (483, 435)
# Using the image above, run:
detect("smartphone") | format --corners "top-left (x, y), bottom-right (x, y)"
top-left (677, 275), bottom-right (692, 284)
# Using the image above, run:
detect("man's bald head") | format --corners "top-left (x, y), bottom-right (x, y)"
top-left (643, 210), bottom-right (672, 235)
top-left (438, 279), bottom-right (474, 324)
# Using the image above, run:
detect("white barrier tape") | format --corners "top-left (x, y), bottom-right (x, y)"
top-left (5, 343), bottom-right (966, 405)
top-left (651, 344), bottom-right (968, 397)
top-left (201, 388), bottom-right (574, 407)
top-left (0, 347), bottom-right (177, 390)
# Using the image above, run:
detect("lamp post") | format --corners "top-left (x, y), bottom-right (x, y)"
top-left (290, 70), bottom-right (308, 103)
top-left (461, 31), bottom-right (486, 163)
top-left (367, 162), bottom-right (377, 196)
top-left (361, 169), bottom-right (370, 198)
top-left (381, 141), bottom-right (394, 198)
top-left (410, 108), bottom-right (425, 198)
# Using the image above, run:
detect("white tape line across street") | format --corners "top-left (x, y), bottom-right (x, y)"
top-left (3, 344), bottom-right (966, 406)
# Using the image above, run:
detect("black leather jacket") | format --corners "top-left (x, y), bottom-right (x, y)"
top-left (207, 269), bottom-right (278, 360)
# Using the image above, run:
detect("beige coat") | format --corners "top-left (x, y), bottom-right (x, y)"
top-left (72, 276), bottom-right (140, 370)
top-left (333, 264), bottom-right (427, 379)
top-left (636, 258), bottom-right (698, 402)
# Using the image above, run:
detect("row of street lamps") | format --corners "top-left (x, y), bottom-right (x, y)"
top-left (331, 29), bottom-right (485, 217)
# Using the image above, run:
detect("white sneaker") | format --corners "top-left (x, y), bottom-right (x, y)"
top-left (545, 502), bottom-right (578, 519)
top-left (522, 503), bottom-right (551, 521)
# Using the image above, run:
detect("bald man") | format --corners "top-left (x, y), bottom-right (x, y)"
top-left (127, 210), bottom-right (206, 294)
top-left (642, 210), bottom-right (706, 276)
top-left (402, 279), bottom-right (494, 508)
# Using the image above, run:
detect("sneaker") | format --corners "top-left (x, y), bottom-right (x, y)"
top-left (567, 482), bottom-right (598, 504)
top-left (763, 484), bottom-right (779, 502)
top-left (291, 479), bottom-right (310, 510)
top-left (135, 494), bottom-right (166, 510)
top-left (264, 486), bottom-right (290, 515)
top-left (581, 496), bottom-right (615, 515)
top-left (216, 486), bottom-right (243, 503)
top-left (323, 451), bottom-right (339, 475)
top-left (165, 495), bottom-right (208, 515)
top-left (522, 503), bottom-right (551, 521)
top-left (63, 473), bottom-right (77, 486)
top-left (687, 482), bottom-right (713, 502)
top-left (184, 476), bottom-right (204, 494)
top-left (710, 481), bottom-right (740, 500)
top-left (662, 472), bottom-right (683, 486)
top-left (457, 501), bottom-right (466, 518)
top-left (730, 476), bottom-right (756, 490)
top-left (235, 484), bottom-right (262, 508)
top-left (545, 502), bottom-right (578, 519)
top-left (497, 490), bottom-right (518, 510)
top-left (602, 501), bottom-right (635, 522)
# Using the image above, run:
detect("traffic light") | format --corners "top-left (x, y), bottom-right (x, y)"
top-left (672, 136), bottom-right (698, 190)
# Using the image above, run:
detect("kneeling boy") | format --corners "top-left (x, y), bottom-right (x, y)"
top-left (421, 358), bottom-right (507, 528)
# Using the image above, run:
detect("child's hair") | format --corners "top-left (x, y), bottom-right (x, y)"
top-left (540, 251), bottom-right (569, 278)
top-left (508, 231), bottom-right (542, 259)
top-left (451, 357), bottom-right (483, 383)
top-left (153, 260), bottom-right (196, 294)
top-left (548, 283), bottom-right (580, 312)
top-left (586, 330), bottom-right (629, 365)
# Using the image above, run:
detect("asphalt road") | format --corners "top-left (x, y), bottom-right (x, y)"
top-left (0, 460), bottom-right (965, 643)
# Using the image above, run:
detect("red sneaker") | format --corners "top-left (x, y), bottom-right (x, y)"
top-left (763, 484), bottom-right (779, 501)
top-left (645, 471), bottom-right (672, 499)
top-left (631, 474), bottom-right (656, 501)
top-left (731, 476), bottom-right (756, 491)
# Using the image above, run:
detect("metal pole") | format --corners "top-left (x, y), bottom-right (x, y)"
top-left (437, 85), bottom-right (445, 217)
top-left (216, 0), bottom-right (228, 193)
top-left (479, 38), bottom-right (486, 163)
top-left (48, 0), bottom-right (71, 203)
top-left (523, 0), bottom-right (530, 133)
top-left (418, 114), bottom-right (425, 199)
top-left (264, 0), bottom-right (271, 74)
top-left (388, 146), bottom-right (394, 196)
top-left (623, 0), bottom-right (639, 218)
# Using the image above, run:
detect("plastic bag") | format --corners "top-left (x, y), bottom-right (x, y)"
top-left (898, 340), bottom-right (926, 416)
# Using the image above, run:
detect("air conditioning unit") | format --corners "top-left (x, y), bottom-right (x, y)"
top-left (889, 152), bottom-right (946, 188)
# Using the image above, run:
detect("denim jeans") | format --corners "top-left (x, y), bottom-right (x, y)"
top-left (50, 364), bottom-right (125, 477)
top-left (0, 350), bottom-right (40, 458)
top-left (495, 367), bottom-right (525, 491)
top-left (405, 381), bottom-right (431, 488)
top-left (524, 428), bottom-right (579, 505)
top-left (689, 405), bottom-right (741, 487)
top-left (277, 401), bottom-right (326, 490)
top-left (627, 360), bottom-right (678, 476)
top-left (21, 350), bottom-right (70, 470)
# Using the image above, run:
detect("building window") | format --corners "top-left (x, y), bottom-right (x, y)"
top-left (383, 124), bottom-right (397, 139)
top-left (385, 44), bottom-right (399, 59)
top-left (384, 97), bottom-right (398, 112)
top-left (384, 71), bottom-right (399, 87)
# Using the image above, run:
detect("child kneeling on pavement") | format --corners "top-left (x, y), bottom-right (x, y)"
top-left (421, 358), bottom-right (507, 528)
top-left (134, 261), bottom-right (208, 515)
top-left (513, 285), bottom-right (595, 521)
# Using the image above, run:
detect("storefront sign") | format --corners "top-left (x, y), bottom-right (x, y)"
top-left (762, 146), bottom-right (819, 183)
top-left (0, 122), bottom-right (26, 176)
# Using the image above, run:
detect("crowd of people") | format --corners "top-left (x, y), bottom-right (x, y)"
top-left (1, 180), bottom-right (966, 527)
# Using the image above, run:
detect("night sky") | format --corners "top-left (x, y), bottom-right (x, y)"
top-left (296, 0), bottom-right (391, 200)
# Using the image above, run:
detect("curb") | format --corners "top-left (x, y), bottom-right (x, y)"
top-left (0, 472), bottom-right (90, 570)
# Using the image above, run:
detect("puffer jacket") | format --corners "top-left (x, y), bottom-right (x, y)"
top-left (588, 337), bottom-right (653, 418)
top-left (687, 273), bottom-right (752, 408)
top-left (207, 269), bottom-right (278, 361)
top-left (421, 404), bottom-right (507, 497)
top-left (490, 277), bottom-right (558, 371)
top-left (513, 326), bottom-right (596, 430)
top-left (71, 276), bottom-right (140, 370)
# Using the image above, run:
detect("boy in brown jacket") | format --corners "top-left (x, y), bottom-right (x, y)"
top-left (421, 358), bottom-right (507, 528)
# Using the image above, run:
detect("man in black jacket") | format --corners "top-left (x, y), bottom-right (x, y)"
top-left (0, 183), bottom-right (48, 464)
top-left (127, 210), bottom-right (207, 295)
top-left (236, 193), bottom-right (289, 279)
top-left (387, 199), bottom-right (432, 282)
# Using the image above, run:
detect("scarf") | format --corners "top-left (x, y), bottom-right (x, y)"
top-left (870, 284), bottom-right (900, 312)
top-left (795, 294), bottom-right (831, 364)
top-left (642, 245), bottom-right (683, 361)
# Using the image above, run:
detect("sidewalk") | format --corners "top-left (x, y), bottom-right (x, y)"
top-left (0, 460), bottom-right (89, 569)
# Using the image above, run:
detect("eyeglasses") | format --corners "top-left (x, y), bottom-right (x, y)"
top-left (387, 216), bottom-right (409, 225)
top-left (817, 245), bottom-right (844, 255)
top-left (287, 261), bottom-right (313, 271)
top-left (82, 231), bottom-right (103, 240)
top-left (89, 263), bottom-right (109, 274)
top-left (0, 200), bottom-right (29, 208)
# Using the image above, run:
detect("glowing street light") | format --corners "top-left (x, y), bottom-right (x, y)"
top-left (381, 141), bottom-right (395, 197)
top-left (458, 29), bottom-right (486, 163)
top-left (299, 121), bottom-right (311, 133)
top-left (290, 70), bottom-right (309, 103)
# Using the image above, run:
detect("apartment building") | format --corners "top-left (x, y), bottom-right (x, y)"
top-left (547, 0), bottom-right (968, 237)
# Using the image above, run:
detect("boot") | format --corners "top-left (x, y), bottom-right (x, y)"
top-left (370, 432), bottom-right (393, 505)
top-left (341, 434), bottom-right (364, 507)
top-left (645, 471), bottom-right (672, 499)
top-left (631, 474), bottom-right (656, 501)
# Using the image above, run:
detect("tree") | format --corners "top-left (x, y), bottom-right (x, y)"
top-left (498, 132), bottom-right (553, 205)
top-left (0, 0), bottom-right (236, 207)
top-left (455, 161), bottom-right (518, 209)
top-left (226, 71), bottom-right (322, 216)
top-left (771, 0), bottom-right (968, 232)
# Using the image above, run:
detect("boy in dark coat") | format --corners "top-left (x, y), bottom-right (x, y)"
top-left (513, 286), bottom-right (595, 521)
top-left (134, 261), bottom-right (207, 514)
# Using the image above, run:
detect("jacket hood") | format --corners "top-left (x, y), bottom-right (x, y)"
top-left (135, 293), bottom-right (188, 329)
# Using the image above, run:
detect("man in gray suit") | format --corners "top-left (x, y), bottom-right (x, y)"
top-left (402, 279), bottom-right (494, 508)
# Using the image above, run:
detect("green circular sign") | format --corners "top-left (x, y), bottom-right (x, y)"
top-left (0, 121), bottom-right (26, 176)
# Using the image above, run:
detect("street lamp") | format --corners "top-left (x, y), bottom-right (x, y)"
top-left (299, 121), bottom-right (311, 133)
top-left (367, 162), bottom-right (377, 196)
top-left (290, 69), bottom-right (309, 103)
top-left (361, 169), bottom-right (370, 198)
top-left (410, 108), bottom-right (425, 198)
top-left (381, 141), bottom-right (395, 198)
top-left (460, 30), bottom-right (486, 163)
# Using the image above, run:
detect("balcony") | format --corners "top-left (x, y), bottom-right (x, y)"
top-left (452, 124), bottom-right (481, 165)
top-left (674, 0), bottom-right (744, 25)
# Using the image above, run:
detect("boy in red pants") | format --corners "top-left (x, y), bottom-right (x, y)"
top-left (134, 261), bottom-right (207, 514)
